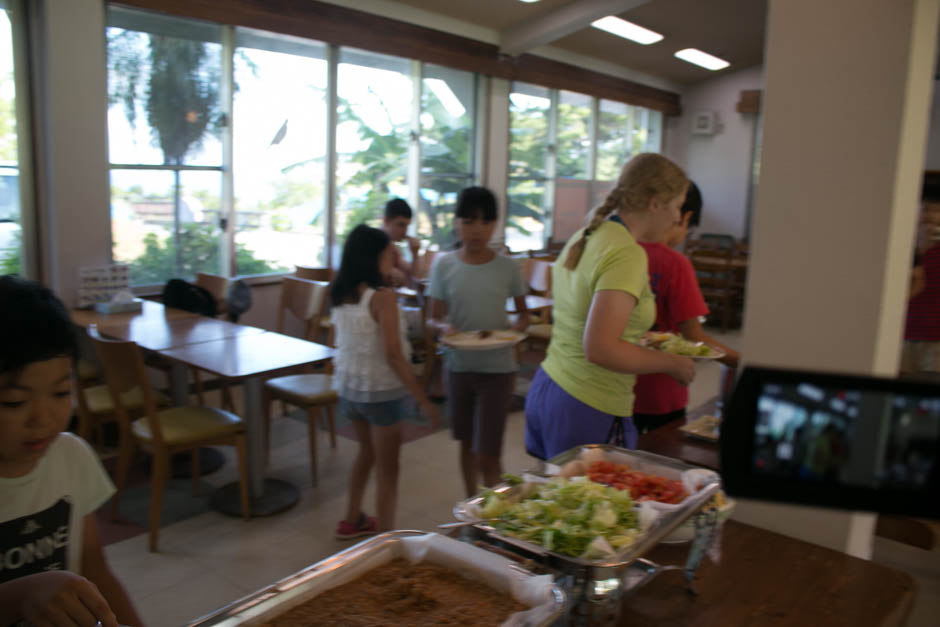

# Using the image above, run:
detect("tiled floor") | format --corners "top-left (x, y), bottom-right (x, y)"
top-left (101, 330), bottom-right (940, 626)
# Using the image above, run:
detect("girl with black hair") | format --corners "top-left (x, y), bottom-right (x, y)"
top-left (330, 225), bottom-right (441, 538)
top-left (427, 187), bottom-right (530, 497)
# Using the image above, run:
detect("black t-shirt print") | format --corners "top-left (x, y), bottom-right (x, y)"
top-left (0, 498), bottom-right (72, 583)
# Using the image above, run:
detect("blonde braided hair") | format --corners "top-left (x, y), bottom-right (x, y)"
top-left (564, 153), bottom-right (688, 270)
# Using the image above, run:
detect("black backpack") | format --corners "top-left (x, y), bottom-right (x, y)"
top-left (162, 278), bottom-right (217, 317)
top-left (226, 279), bottom-right (252, 323)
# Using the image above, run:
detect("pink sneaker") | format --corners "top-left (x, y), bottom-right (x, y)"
top-left (335, 514), bottom-right (378, 540)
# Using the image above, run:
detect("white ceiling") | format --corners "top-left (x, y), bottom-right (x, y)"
top-left (392, 0), bottom-right (767, 86)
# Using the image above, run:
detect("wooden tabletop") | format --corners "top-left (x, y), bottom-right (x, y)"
top-left (158, 331), bottom-right (335, 380)
top-left (96, 316), bottom-right (266, 352)
top-left (621, 520), bottom-right (916, 626)
top-left (637, 400), bottom-right (721, 471)
top-left (70, 300), bottom-right (198, 328)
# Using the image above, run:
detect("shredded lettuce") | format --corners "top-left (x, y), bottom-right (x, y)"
top-left (657, 334), bottom-right (714, 357)
top-left (483, 477), bottom-right (641, 558)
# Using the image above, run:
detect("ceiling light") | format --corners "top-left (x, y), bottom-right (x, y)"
top-left (674, 48), bottom-right (730, 71)
top-left (591, 16), bottom-right (663, 45)
top-left (518, 0), bottom-right (541, 3)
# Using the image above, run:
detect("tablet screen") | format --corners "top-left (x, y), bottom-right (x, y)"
top-left (721, 367), bottom-right (940, 518)
top-left (753, 382), bottom-right (939, 490)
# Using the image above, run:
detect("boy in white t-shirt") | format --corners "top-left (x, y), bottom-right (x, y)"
top-left (0, 276), bottom-right (142, 626)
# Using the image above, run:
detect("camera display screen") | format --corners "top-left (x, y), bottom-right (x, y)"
top-left (753, 383), bottom-right (939, 490)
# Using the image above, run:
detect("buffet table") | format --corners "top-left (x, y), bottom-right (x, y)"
top-left (622, 520), bottom-right (916, 626)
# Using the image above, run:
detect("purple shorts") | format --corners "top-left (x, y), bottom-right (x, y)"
top-left (524, 367), bottom-right (637, 460)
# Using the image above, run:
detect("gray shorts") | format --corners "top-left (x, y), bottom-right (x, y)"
top-left (446, 370), bottom-right (515, 457)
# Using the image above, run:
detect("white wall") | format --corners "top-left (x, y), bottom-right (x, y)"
top-left (34, 0), bottom-right (111, 301)
top-left (738, 0), bottom-right (938, 557)
top-left (663, 65), bottom-right (764, 239)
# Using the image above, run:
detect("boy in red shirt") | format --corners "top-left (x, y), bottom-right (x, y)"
top-left (633, 182), bottom-right (740, 432)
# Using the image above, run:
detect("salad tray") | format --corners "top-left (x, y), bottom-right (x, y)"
top-left (188, 531), bottom-right (566, 626)
top-left (454, 446), bottom-right (720, 569)
top-left (453, 446), bottom-right (721, 625)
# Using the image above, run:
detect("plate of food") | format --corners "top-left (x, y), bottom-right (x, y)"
top-left (441, 329), bottom-right (526, 350)
top-left (679, 414), bottom-right (721, 442)
top-left (639, 332), bottom-right (725, 360)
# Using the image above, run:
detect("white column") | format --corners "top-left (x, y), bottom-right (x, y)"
top-left (34, 0), bottom-right (111, 302)
top-left (484, 77), bottom-right (510, 242)
top-left (738, 0), bottom-right (939, 557)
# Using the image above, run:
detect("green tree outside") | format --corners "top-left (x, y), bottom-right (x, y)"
top-left (108, 30), bottom-right (283, 282)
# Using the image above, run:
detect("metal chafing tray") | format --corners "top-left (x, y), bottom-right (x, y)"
top-left (187, 530), bottom-right (566, 627)
top-left (452, 445), bottom-right (722, 625)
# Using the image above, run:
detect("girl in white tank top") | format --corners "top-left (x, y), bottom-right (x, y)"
top-left (330, 225), bottom-right (440, 539)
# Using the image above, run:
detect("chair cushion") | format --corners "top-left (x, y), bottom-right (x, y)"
top-left (265, 374), bottom-right (338, 405)
top-left (132, 406), bottom-right (243, 446)
top-left (528, 323), bottom-right (553, 340)
top-left (83, 385), bottom-right (169, 415)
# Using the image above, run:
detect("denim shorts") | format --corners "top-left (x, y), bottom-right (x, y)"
top-left (339, 395), bottom-right (408, 427)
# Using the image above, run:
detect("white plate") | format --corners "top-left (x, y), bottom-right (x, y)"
top-left (638, 332), bottom-right (726, 361)
top-left (441, 330), bottom-right (526, 351)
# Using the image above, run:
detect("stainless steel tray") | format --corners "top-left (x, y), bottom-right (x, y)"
top-left (187, 530), bottom-right (566, 627)
top-left (453, 445), bottom-right (721, 571)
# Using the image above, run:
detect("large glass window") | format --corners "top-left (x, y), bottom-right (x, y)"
top-left (0, 3), bottom-right (21, 275)
top-left (556, 90), bottom-right (592, 179)
top-left (507, 88), bottom-right (664, 252)
top-left (107, 8), bottom-right (225, 284)
top-left (335, 48), bottom-right (412, 254)
top-left (232, 29), bottom-right (328, 274)
top-left (507, 83), bottom-right (551, 253)
top-left (596, 100), bottom-right (632, 182)
top-left (419, 64), bottom-right (476, 248)
top-left (108, 9), bottom-right (337, 285)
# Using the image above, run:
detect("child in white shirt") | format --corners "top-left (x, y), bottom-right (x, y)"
top-left (0, 275), bottom-right (142, 626)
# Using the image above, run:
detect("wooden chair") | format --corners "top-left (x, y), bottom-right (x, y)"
top-left (294, 267), bottom-right (335, 343)
top-left (195, 272), bottom-right (230, 317)
top-left (690, 248), bottom-right (737, 333)
top-left (513, 258), bottom-right (553, 358)
top-left (263, 276), bottom-right (337, 486)
top-left (74, 373), bottom-right (170, 453)
top-left (294, 266), bottom-right (334, 282)
top-left (88, 326), bottom-right (250, 552)
top-left (192, 272), bottom-right (235, 411)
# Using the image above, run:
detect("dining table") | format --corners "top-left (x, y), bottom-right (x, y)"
top-left (72, 300), bottom-right (336, 517)
top-left (160, 331), bottom-right (335, 516)
top-left (93, 314), bottom-right (267, 355)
